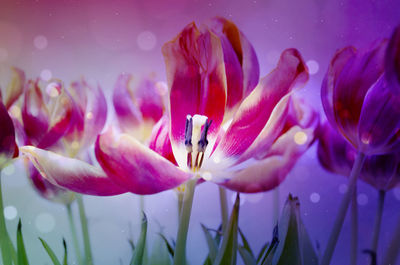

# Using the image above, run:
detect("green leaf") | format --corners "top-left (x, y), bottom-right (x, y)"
top-left (238, 246), bottom-right (257, 265)
top-left (268, 194), bottom-right (318, 265)
top-left (260, 225), bottom-right (279, 265)
top-left (213, 193), bottom-right (240, 265)
top-left (62, 238), bottom-right (68, 265)
top-left (148, 232), bottom-right (171, 265)
top-left (130, 213), bottom-right (147, 265)
top-left (159, 233), bottom-right (175, 258)
top-left (239, 228), bottom-right (255, 258)
top-left (39, 238), bottom-right (62, 265)
top-left (256, 242), bottom-right (269, 265)
top-left (17, 219), bottom-right (29, 265)
top-left (128, 239), bottom-right (135, 252)
top-left (201, 224), bottom-right (218, 262)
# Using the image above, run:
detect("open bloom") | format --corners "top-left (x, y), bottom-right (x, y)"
top-left (113, 73), bottom-right (165, 141)
top-left (21, 20), bottom-right (318, 196)
top-left (318, 122), bottom-right (400, 191)
top-left (0, 67), bottom-right (24, 169)
top-left (321, 25), bottom-right (400, 155)
top-left (19, 78), bottom-right (107, 202)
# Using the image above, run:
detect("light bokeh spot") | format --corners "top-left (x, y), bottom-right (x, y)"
top-left (4, 206), bottom-right (17, 220)
top-left (310, 192), bottom-right (320, 203)
top-left (137, 31), bottom-right (157, 51)
top-left (357, 193), bottom-right (368, 206)
top-left (40, 69), bottom-right (52, 81)
top-left (306, 60), bottom-right (319, 75)
top-left (294, 131), bottom-right (307, 145)
top-left (34, 35), bottom-right (48, 50)
top-left (35, 213), bottom-right (56, 233)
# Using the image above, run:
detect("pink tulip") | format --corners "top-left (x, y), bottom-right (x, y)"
top-left (19, 77), bottom-right (108, 201)
top-left (321, 26), bottom-right (400, 155)
top-left (0, 67), bottom-right (24, 169)
top-left (113, 73), bottom-right (165, 141)
top-left (20, 20), bottom-right (318, 196)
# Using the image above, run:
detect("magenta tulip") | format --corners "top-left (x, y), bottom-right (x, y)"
top-left (321, 26), bottom-right (400, 155)
top-left (20, 20), bottom-right (318, 196)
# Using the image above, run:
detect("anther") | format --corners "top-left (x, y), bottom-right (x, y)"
top-left (185, 115), bottom-right (193, 152)
top-left (198, 119), bottom-right (212, 153)
top-left (185, 115), bottom-right (193, 169)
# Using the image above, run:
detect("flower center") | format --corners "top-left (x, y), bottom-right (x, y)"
top-left (184, 114), bottom-right (212, 171)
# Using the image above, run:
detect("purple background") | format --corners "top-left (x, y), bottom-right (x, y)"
top-left (1, 0), bottom-right (400, 264)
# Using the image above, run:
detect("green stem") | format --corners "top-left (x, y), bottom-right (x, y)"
top-left (320, 152), bottom-right (366, 265)
top-left (177, 191), bottom-right (184, 220)
top-left (218, 186), bottom-right (228, 232)
top-left (173, 179), bottom-right (196, 265)
top-left (382, 214), bottom-right (400, 265)
top-left (371, 190), bottom-right (385, 253)
top-left (350, 185), bottom-right (358, 265)
top-left (77, 195), bottom-right (93, 265)
top-left (0, 171), bottom-right (16, 265)
top-left (66, 203), bottom-right (83, 265)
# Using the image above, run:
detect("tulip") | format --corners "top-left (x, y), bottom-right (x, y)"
top-left (20, 20), bottom-right (318, 265)
top-left (320, 25), bottom-right (400, 265)
top-left (113, 73), bottom-right (165, 141)
top-left (19, 77), bottom-right (108, 265)
top-left (0, 67), bottom-right (24, 265)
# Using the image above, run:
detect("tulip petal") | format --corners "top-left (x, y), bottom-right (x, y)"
top-left (81, 82), bottom-right (108, 148)
top-left (209, 17), bottom-right (259, 109)
top-left (162, 23), bottom-right (227, 151)
top-left (22, 80), bottom-right (50, 145)
top-left (95, 130), bottom-right (191, 195)
top-left (38, 87), bottom-right (75, 149)
top-left (0, 101), bottom-right (18, 169)
top-left (27, 161), bottom-right (75, 204)
top-left (135, 78), bottom-right (164, 123)
top-left (361, 154), bottom-right (400, 191)
top-left (332, 40), bottom-right (387, 146)
top-left (318, 123), bottom-right (400, 191)
top-left (3, 67), bottom-right (25, 110)
top-left (149, 115), bottom-right (177, 165)
top-left (358, 75), bottom-right (400, 154)
top-left (216, 48), bottom-right (308, 158)
top-left (20, 146), bottom-right (127, 196)
top-left (385, 25), bottom-right (400, 92)
top-left (220, 125), bottom-right (315, 193)
top-left (321, 46), bottom-right (356, 132)
top-left (235, 93), bottom-right (291, 163)
top-left (317, 123), bottom-right (354, 177)
top-left (113, 73), bottom-right (143, 132)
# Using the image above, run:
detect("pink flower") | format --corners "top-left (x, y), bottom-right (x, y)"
top-left (113, 74), bottom-right (165, 141)
top-left (0, 67), bottom-right (25, 169)
top-left (21, 20), bottom-right (318, 195)
top-left (19, 77), bottom-right (108, 200)
top-left (318, 122), bottom-right (400, 191)
top-left (321, 26), bottom-right (400, 155)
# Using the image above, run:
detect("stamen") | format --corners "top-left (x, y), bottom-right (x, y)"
top-left (198, 119), bottom-right (212, 153)
top-left (185, 115), bottom-right (193, 152)
top-left (185, 115), bottom-right (193, 169)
